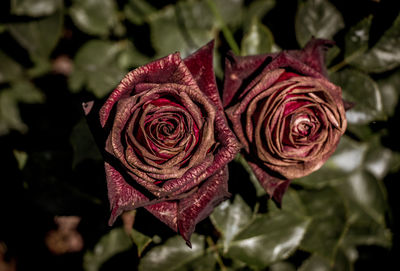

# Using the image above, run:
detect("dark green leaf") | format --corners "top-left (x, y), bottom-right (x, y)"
top-left (70, 118), bottom-right (102, 167)
top-left (326, 44), bottom-right (341, 66)
top-left (299, 187), bottom-right (347, 260)
top-left (117, 41), bottom-right (152, 69)
top-left (268, 189), bottom-right (307, 216)
top-left (138, 234), bottom-right (205, 271)
top-left (270, 262), bottom-right (297, 271)
top-left (293, 136), bottom-right (368, 188)
top-left (377, 69), bottom-right (400, 117)
top-left (0, 50), bottom-right (23, 83)
top-left (227, 212), bottom-right (311, 268)
top-left (124, 0), bottom-right (156, 25)
top-left (243, 0), bottom-right (276, 31)
top-left (11, 0), bottom-right (62, 17)
top-left (331, 69), bottom-right (385, 125)
top-left (8, 8), bottom-right (63, 59)
top-left (83, 228), bottom-right (133, 271)
top-left (70, 0), bottom-right (118, 36)
top-left (210, 195), bottom-right (253, 253)
top-left (69, 40), bottom-right (126, 97)
top-left (299, 252), bottom-right (354, 271)
top-left (130, 228), bottom-right (152, 257)
top-left (350, 14), bottom-right (400, 73)
top-left (234, 154), bottom-right (266, 196)
top-left (364, 137), bottom-right (397, 180)
top-left (241, 18), bottom-right (274, 56)
top-left (344, 15), bottom-right (372, 61)
top-left (295, 0), bottom-right (344, 47)
top-left (213, 0), bottom-right (244, 28)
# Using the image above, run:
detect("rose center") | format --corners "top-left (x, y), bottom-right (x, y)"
top-left (292, 115), bottom-right (313, 137)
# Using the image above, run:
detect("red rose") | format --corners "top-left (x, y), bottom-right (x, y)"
top-left (223, 39), bottom-right (347, 203)
top-left (90, 42), bottom-right (240, 245)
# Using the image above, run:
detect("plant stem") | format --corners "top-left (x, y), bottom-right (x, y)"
top-left (206, 0), bottom-right (240, 55)
top-left (206, 236), bottom-right (227, 271)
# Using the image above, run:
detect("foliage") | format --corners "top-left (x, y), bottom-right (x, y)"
top-left (0, 0), bottom-right (399, 270)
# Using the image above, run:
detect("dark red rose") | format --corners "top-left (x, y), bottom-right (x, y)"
top-left (223, 39), bottom-right (347, 204)
top-left (91, 41), bottom-right (240, 245)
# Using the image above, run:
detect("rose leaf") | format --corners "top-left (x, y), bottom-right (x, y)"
top-left (11, 0), bottom-right (62, 17)
top-left (293, 136), bottom-right (368, 188)
top-left (344, 15), bottom-right (373, 62)
top-left (299, 187), bottom-right (347, 260)
top-left (130, 228), bottom-right (152, 257)
top-left (234, 154), bottom-right (267, 197)
top-left (210, 195), bottom-right (253, 253)
top-left (295, 0), bottom-right (344, 47)
top-left (269, 262), bottom-right (297, 271)
top-left (268, 188), bottom-right (307, 216)
top-left (0, 50), bottom-right (23, 84)
top-left (138, 234), bottom-right (209, 271)
top-left (377, 68), bottom-right (400, 117)
top-left (124, 0), bottom-right (156, 25)
top-left (349, 13), bottom-right (400, 73)
top-left (243, 0), bottom-right (276, 31)
top-left (8, 7), bottom-right (63, 60)
top-left (83, 228), bottom-right (133, 271)
top-left (226, 211), bottom-right (311, 268)
top-left (241, 18), bottom-right (275, 56)
top-left (331, 69), bottom-right (386, 125)
top-left (69, 40), bottom-right (126, 97)
top-left (69, 0), bottom-right (118, 36)
top-left (299, 252), bottom-right (354, 271)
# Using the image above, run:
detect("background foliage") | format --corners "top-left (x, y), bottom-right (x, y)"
top-left (0, 0), bottom-right (399, 270)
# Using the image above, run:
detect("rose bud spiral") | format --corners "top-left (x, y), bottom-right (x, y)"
top-left (223, 39), bottom-right (347, 204)
top-left (89, 41), bottom-right (240, 245)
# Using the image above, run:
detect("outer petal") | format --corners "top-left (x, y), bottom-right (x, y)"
top-left (177, 167), bottom-right (230, 246)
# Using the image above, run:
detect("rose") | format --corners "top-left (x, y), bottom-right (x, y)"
top-left (86, 41), bottom-right (240, 245)
top-left (223, 39), bottom-right (347, 203)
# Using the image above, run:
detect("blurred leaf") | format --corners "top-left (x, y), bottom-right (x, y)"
top-left (234, 154), bottom-right (266, 196)
top-left (293, 136), bottom-right (368, 188)
top-left (331, 69), bottom-right (385, 125)
top-left (268, 188), bottom-right (307, 216)
top-left (11, 0), bottom-right (62, 17)
top-left (8, 8), bottom-right (63, 59)
top-left (344, 15), bottom-right (372, 61)
top-left (299, 252), bottom-right (353, 271)
top-left (364, 137), bottom-right (397, 180)
top-left (213, 0), bottom-right (244, 28)
top-left (270, 262), bottom-right (297, 271)
top-left (13, 149), bottom-right (28, 170)
top-left (124, 0), bottom-right (156, 25)
top-left (138, 234), bottom-right (206, 271)
top-left (70, 0), bottom-right (118, 36)
top-left (325, 44), bottom-right (340, 66)
top-left (295, 0), bottom-right (344, 47)
top-left (350, 13), bottom-right (400, 73)
top-left (83, 228), bottom-right (133, 271)
top-left (117, 41), bottom-right (152, 69)
top-left (210, 195), bottom-right (253, 253)
top-left (241, 18), bottom-right (274, 56)
top-left (227, 212), bottom-right (311, 268)
top-left (377, 69), bottom-right (400, 117)
top-left (70, 118), bottom-right (102, 167)
top-left (0, 50), bottom-right (23, 83)
top-left (148, 3), bottom-right (214, 58)
top-left (243, 0), bottom-right (276, 31)
top-left (130, 228), bottom-right (152, 257)
top-left (69, 40), bottom-right (126, 97)
top-left (0, 81), bottom-right (44, 135)
top-left (299, 187), bottom-right (347, 260)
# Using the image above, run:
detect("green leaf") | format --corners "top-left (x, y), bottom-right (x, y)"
top-left (295, 0), bottom-right (344, 47)
top-left (0, 81), bottom-right (45, 135)
top-left (8, 8), bottom-right (63, 59)
top-left (0, 50), bottom-right (23, 83)
top-left (130, 228), bottom-right (152, 257)
top-left (69, 40), bottom-right (126, 97)
top-left (70, 118), bottom-right (102, 167)
top-left (138, 234), bottom-right (206, 271)
top-left (11, 0), bottom-right (62, 17)
top-left (83, 228), bottom-right (133, 271)
top-left (117, 41), bottom-right (152, 69)
top-left (364, 137), bottom-right (397, 181)
top-left (350, 13), bottom-right (400, 73)
top-left (13, 149), bottom-right (28, 170)
top-left (227, 212), bottom-right (311, 268)
top-left (344, 15), bottom-right (372, 62)
top-left (293, 136), bottom-right (368, 188)
top-left (299, 252), bottom-right (353, 271)
top-left (234, 154), bottom-right (266, 196)
top-left (241, 18), bottom-right (274, 56)
top-left (243, 0), bottom-right (276, 31)
top-left (124, 0), bottom-right (156, 25)
top-left (210, 195), bottom-right (253, 253)
top-left (331, 69), bottom-right (385, 125)
top-left (268, 188), bottom-right (307, 216)
top-left (213, 0), bottom-right (244, 28)
top-left (70, 0), bottom-right (118, 36)
top-left (377, 69), bottom-right (400, 117)
top-left (270, 262), bottom-right (297, 271)
top-left (148, 3), bottom-right (214, 58)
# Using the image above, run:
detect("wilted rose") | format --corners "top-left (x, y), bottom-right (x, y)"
top-left (223, 39), bottom-right (347, 203)
top-left (86, 41), bottom-right (239, 245)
